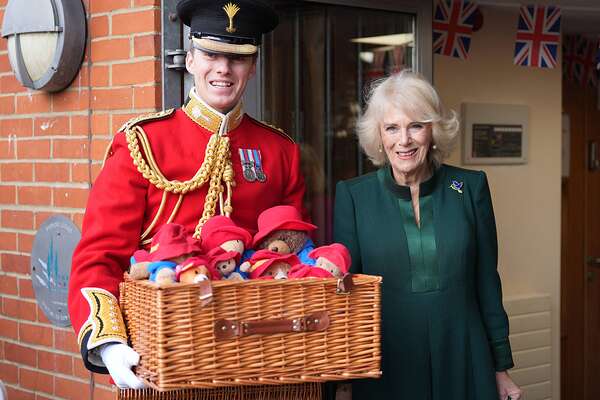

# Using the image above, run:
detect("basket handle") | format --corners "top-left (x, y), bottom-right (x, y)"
top-left (214, 311), bottom-right (329, 340)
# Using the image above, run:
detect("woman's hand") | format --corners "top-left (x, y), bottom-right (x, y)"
top-left (496, 371), bottom-right (522, 400)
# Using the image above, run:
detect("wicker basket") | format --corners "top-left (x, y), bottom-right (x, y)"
top-left (120, 273), bottom-right (382, 391)
top-left (117, 383), bottom-right (322, 400)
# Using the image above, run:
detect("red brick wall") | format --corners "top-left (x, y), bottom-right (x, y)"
top-left (0, 0), bottom-right (162, 398)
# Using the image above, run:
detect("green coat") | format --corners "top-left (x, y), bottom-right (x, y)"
top-left (333, 164), bottom-right (514, 400)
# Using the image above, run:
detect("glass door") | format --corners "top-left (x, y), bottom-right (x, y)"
top-left (260, 1), bottom-right (426, 244)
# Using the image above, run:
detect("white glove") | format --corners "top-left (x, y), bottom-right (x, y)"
top-left (99, 343), bottom-right (147, 389)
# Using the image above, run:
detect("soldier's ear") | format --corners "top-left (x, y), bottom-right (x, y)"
top-left (185, 49), bottom-right (195, 74)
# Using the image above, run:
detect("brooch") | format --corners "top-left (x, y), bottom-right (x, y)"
top-left (449, 180), bottom-right (463, 194)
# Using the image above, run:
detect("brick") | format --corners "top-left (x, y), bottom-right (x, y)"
top-left (91, 139), bottom-right (111, 161)
top-left (19, 322), bottom-right (53, 347)
top-left (134, 0), bottom-right (160, 6)
top-left (91, 114), bottom-right (110, 135)
top-left (17, 186), bottom-right (52, 206)
top-left (0, 361), bottom-right (18, 384)
top-left (93, 386), bottom-right (117, 400)
top-left (1, 210), bottom-right (34, 230)
top-left (71, 115), bottom-right (90, 135)
top-left (0, 118), bottom-right (33, 137)
top-left (90, 15), bottom-right (109, 38)
top-left (0, 53), bottom-right (10, 73)
top-left (36, 394), bottom-right (54, 400)
top-left (0, 74), bottom-right (26, 93)
top-left (19, 277), bottom-right (35, 298)
top-left (0, 253), bottom-right (30, 274)
top-left (6, 387), bottom-right (35, 400)
top-left (72, 357), bottom-right (90, 380)
top-left (133, 85), bottom-right (161, 109)
top-left (0, 273), bottom-right (18, 295)
top-left (55, 376), bottom-right (91, 400)
top-left (112, 9), bottom-right (160, 36)
top-left (16, 93), bottom-right (52, 114)
top-left (91, 65), bottom-right (110, 87)
top-left (34, 116), bottom-right (70, 136)
top-left (91, 38), bottom-right (130, 62)
top-left (4, 342), bottom-right (36, 367)
top-left (20, 368), bottom-right (54, 394)
top-left (0, 232), bottom-right (17, 252)
top-left (92, 88), bottom-right (133, 110)
top-left (37, 308), bottom-right (50, 324)
top-left (38, 350), bottom-right (73, 375)
top-left (35, 162), bottom-right (70, 182)
top-left (72, 163), bottom-right (91, 183)
top-left (93, 373), bottom-right (112, 386)
top-left (2, 298), bottom-right (37, 321)
top-left (0, 139), bottom-right (17, 160)
top-left (54, 329), bottom-right (79, 354)
top-left (90, 0), bottom-right (129, 13)
top-left (17, 139), bottom-right (51, 159)
top-left (0, 95), bottom-right (15, 114)
top-left (18, 233), bottom-right (34, 253)
top-left (112, 60), bottom-right (160, 86)
top-left (53, 139), bottom-right (89, 159)
top-left (70, 66), bottom-right (90, 88)
top-left (111, 113), bottom-right (137, 133)
top-left (0, 185), bottom-right (16, 203)
top-left (0, 317), bottom-right (18, 339)
top-left (53, 90), bottom-right (90, 112)
top-left (134, 34), bottom-right (161, 57)
top-left (53, 187), bottom-right (90, 208)
top-left (0, 162), bottom-right (33, 181)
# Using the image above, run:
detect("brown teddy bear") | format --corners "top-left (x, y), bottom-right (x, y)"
top-left (251, 205), bottom-right (317, 264)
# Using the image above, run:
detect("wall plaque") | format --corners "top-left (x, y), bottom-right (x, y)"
top-left (31, 215), bottom-right (80, 327)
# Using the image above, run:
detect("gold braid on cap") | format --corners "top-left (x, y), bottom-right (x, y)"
top-left (123, 113), bottom-right (235, 241)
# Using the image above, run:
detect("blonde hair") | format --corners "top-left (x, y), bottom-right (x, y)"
top-left (357, 70), bottom-right (459, 168)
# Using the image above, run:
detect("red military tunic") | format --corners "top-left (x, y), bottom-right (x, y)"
top-left (68, 93), bottom-right (306, 373)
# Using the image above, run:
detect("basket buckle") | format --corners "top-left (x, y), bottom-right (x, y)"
top-left (336, 273), bottom-right (354, 295)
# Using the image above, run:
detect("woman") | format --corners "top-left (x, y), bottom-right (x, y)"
top-left (333, 71), bottom-right (522, 400)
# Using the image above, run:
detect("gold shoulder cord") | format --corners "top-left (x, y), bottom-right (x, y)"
top-left (123, 111), bottom-right (235, 241)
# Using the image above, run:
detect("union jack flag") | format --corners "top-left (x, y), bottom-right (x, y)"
top-left (433, 0), bottom-right (478, 59)
top-left (575, 36), bottom-right (598, 87)
top-left (513, 6), bottom-right (561, 68)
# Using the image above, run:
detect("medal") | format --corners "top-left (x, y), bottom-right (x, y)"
top-left (252, 149), bottom-right (267, 182)
top-left (239, 149), bottom-right (257, 182)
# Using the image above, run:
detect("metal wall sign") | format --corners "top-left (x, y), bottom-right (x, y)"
top-left (31, 215), bottom-right (81, 327)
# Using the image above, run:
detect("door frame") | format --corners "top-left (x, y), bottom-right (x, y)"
top-left (162, 0), bottom-right (433, 113)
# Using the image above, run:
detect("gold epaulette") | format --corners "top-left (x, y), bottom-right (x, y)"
top-left (118, 108), bottom-right (176, 133)
top-left (249, 117), bottom-right (295, 143)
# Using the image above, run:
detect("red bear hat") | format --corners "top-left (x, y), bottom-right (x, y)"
top-left (143, 223), bottom-right (201, 262)
top-left (175, 255), bottom-right (216, 281)
top-left (200, 215), bottom-right (252, 252)
top-left (247, 249), bottom-right (301, 279)
top-left (308, 243), bottom-right (351, 274)
top-left (252, 205), bottom-right (317, 247)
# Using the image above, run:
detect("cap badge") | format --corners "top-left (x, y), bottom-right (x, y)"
top-left (223, 2), bottom-right (241, 33)
top-left (449, 180), bottom-right (464, 194)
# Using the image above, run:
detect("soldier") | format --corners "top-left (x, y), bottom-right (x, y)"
top-left (67, 0), bottom-right (306, 389)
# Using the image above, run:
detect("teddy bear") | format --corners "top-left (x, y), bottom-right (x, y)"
top-left (207, 246), bottom-right (245, 280)
top-left (129, 223), bottom-right (202, 285)
top-left (248, 205), bottom-right (317, 265)
top-left (288, 243), bottom-right (351, 279)
top-left (243, 250), bottom-right (301, 280)
top-left (200, 215), bottom-right (252, 255)
top-left (175, 255), bottom-right (215, 284)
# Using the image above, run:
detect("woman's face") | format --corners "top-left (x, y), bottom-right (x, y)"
top-left (380, 106), bottom-right (432, 182)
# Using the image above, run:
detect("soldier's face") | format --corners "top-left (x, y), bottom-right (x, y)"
top-left (186, 49), bottom-right (256, 113)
